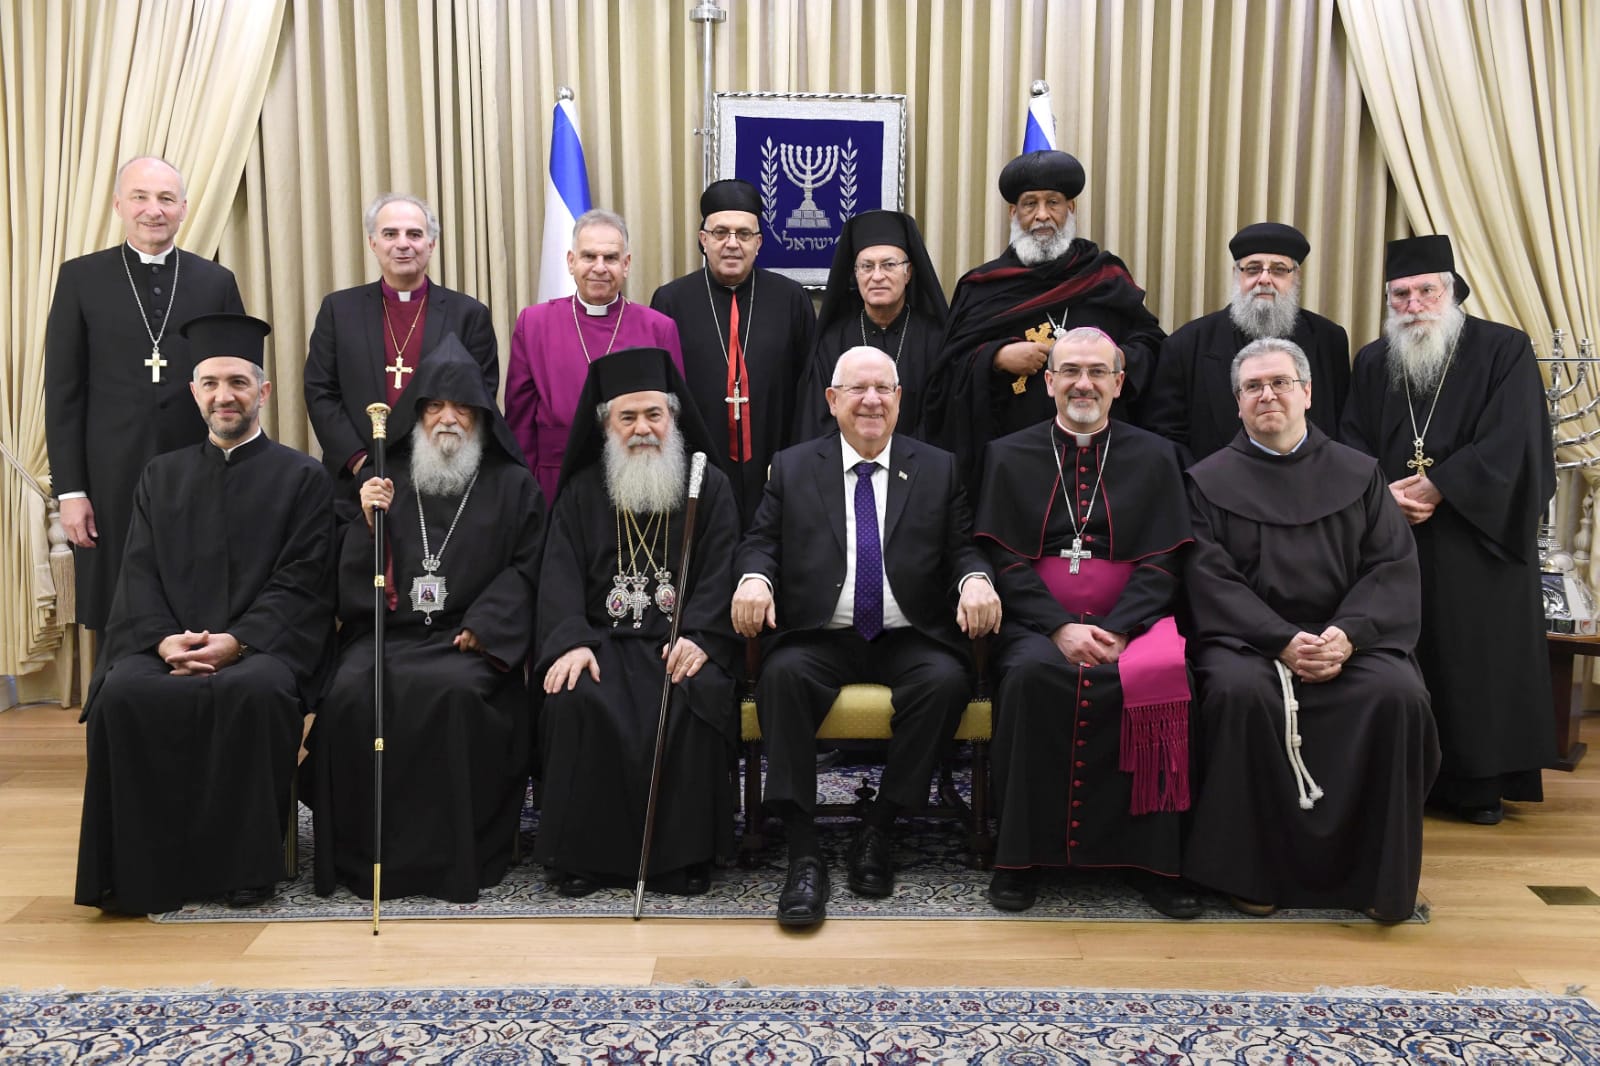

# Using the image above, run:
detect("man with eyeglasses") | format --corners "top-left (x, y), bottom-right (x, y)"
top-left (926, 150), bottom-right (1165, 488)
top-left (1145, 222), bottom-right (1350, 463)
top-left (974, 327), bottom-right (1199, 919)
top-left (733, 346), bottom-right (1000, 927)
top-left (1340, 235), bottom-right (1555, 827)
top-left (651, 180), bottom-right (816, 527)
top-left (796, 210), bottom-right (948, 441)
top-left (1181, 337), bottom-right (1437, 922)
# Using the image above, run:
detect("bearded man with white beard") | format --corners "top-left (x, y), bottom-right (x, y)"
top-left (1340, 235), bottom-right (1556, 826)
top-left (926, 150), bottom-right (1165, 489)
top-left (534, 347), bottom-right (740, 897)
top-left (305, 337), bottom-right (546, 903)
top-left (1145, 223), bottom-right (1351, 463)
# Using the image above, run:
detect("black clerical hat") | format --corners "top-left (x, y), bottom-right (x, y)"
top-left (179, 312), bottom-right (271, 367)
top-left (1385, 235), bottom-right (1470, 303)
top-left (998, 150), bottom-right (1086, 203)
top-left (699, 179), bottom-right (763, 220)
top-left (556, 347), bottom-right (717, 500)
top-left (1229, 222), bottom-right (1309, 263)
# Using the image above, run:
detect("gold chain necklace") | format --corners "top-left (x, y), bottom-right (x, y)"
top-left (383, 292), bottom-right (428, 359)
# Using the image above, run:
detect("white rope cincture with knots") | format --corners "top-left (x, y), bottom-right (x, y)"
top-left (1275, 660), bottom-right (1324, 810)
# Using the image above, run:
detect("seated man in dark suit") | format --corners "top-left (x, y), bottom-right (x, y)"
top-left (733, 346), bottom-right (1002, 927)
top-left (304, 192), bottom-right (499, 512)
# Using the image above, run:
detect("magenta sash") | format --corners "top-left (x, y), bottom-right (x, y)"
top-left (1034, 555), bottom-right (1190, 814)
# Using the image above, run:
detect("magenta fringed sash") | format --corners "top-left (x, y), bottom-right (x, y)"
top-left (1034, 556), bottom-right (1191, 814)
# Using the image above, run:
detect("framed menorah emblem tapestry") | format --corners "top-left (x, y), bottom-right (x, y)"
top-left (712, 91), bottom-right (907, 288)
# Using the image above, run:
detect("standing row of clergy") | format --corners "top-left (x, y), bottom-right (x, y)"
top-left (51, 151), bottom-right (1555, 919)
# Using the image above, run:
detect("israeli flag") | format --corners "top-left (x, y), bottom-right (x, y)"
top-left (537, 90), bottom-right (593, 302)
top-left (1022, 81), bottom-right (1057, 152)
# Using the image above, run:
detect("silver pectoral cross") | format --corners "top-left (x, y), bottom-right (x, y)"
top-left (725, 382), bottom-right (748, 421)
top-left (1061, 537), bottom-right (1091, 575)
top-left (387, 356), bottom-right (413, 390)
top-left (145, 346), bottom-right (167, 383)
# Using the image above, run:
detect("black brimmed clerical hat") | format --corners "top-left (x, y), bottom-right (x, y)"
top-left (1385, 234), bottom-right (1470, 303)
top-left (555, 347), bottom-right (718, 499)
top-left (998, 150), bottom-right (1086, 203)
top-left (699, 179), bottom-right (763, 221)
top-left (1229, 222), bottom-right (1310, 263)
top-left (179, 312), bottom-right (271, 367)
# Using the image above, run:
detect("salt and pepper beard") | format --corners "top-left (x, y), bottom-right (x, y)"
top-left (604, 425), bottom-right (687, 515)
top-left (1384, 301), bottom-right (1467, 393)
top-left (1228, 278), bottom-right (1302, 340)
top-left (1009, 213), bottom-right (1077, 266)
top-left (409, 418), bottom-right (484, 497)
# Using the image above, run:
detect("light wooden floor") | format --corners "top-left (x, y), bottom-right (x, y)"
top-left (2, 702), bottom-right (1597, 999)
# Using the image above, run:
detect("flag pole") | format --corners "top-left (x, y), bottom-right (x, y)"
top-left (690, 3), bottom-right (728, 189)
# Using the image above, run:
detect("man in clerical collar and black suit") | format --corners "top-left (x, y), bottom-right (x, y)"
top-left (303, 192), bottom-right (497, 513)
top-left (76, 312), bottom-right (336, 916)
top-left (46, 155), bottom-right (247, 633)
top-left (651, 179), bottom-right (817, 527)
top-left (733, 346), bottom-right (1001, 927)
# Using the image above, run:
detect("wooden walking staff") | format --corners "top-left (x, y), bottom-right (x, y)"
top-left (633, 451), bottom-right (709, 919)
top-left (366, 402), bottom-right (391, 935)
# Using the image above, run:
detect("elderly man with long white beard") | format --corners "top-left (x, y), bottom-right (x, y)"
top-left (306, 337), bottom-right (546, 904)
top-left (534, 347), bottom-right (740, 898)
top-left (1340, 234), bottom-right (1556, 826)
top-left (1145, 222), bottom-right (1350, 463)
top-left (925, 149), bottom-right (1165, 487)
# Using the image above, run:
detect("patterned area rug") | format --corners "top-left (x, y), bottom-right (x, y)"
top-left (4, 985), bottom-right (1595, 1063)
top-left (151, 760), bottom-right (1426, 924)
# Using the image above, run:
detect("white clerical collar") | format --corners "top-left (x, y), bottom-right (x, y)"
top-left (217, 427), bottom-right (264, 458)
top-left (129, 243), bottom-right (174, 265)
top-left (841, 436), bottom-right (892, 474)
top-left (1247, 430), bottom-right (1307, 456)
top-left (1054, 417), bottom-right (1108, 448)
top-left (576, 294), bottom-right (620, 317)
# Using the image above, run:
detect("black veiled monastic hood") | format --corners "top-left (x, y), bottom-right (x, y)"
top-left (387, 333), bottom-right (526, 466)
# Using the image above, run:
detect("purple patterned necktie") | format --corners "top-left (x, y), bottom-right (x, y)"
top-left (853, 459), bottom-right (884, 640)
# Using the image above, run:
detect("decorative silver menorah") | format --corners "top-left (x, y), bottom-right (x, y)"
top-left (780, 144), bottom-right (839, 230)
top-left (1536, 331), bottom-right (1600, 632)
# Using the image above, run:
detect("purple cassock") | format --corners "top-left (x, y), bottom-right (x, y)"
top-left (505, 295), bottom-right (684, 500)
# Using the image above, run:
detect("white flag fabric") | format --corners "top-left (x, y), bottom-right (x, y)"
top-left (537, 96), bottom-right (593, 302)
top-left (1023, 89), bottom-right (1057, 152)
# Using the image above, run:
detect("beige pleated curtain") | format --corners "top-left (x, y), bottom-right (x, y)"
top-left (3, 0), bottom-right (1597, 691)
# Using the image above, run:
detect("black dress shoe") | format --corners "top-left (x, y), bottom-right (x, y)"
top-left (553, 870), bottom-right (599, 898)
top-left (986, 867), bottom-right (1039, 912)
top-left (648, 863), bottom-right (712, 897)
top-left (846, 825), bottom-right (893, 898)
top-left (777, 856), bottom-right (829, 927)
top-left (1461, 802), bottom-right (1504, 825)
top-left (224, 884), bottom-right (276, 908)
top-left (1130, 872), bottom-right (1203, 920)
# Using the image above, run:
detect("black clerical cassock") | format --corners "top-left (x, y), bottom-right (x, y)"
top-left (534, 347), bottom-right (740, 891)
top-left (974, 419), bottom-right (1193, 876)
top-left (305, 339), bottom-right (546, 903)
top-left (75, 322), bottom-right (335, 915)
top-left (1182, 426), bottom-right (1439, 919)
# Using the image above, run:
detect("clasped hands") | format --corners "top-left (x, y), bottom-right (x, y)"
top-left (1279, 625), bottom-right (1352, 683)
top-left (157, 630), bottom-right (243, 675)
top-left (1388, 474), bottom-right (1441, 525)
top-left (1051, 622), bottom-right (1127, 667)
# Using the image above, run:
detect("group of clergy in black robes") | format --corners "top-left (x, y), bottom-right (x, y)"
top-left (63, 151), bottom-right (1555, 921)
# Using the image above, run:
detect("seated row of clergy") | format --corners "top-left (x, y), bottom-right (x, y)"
top-left (76, 314), bottom-right (1436, 929)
